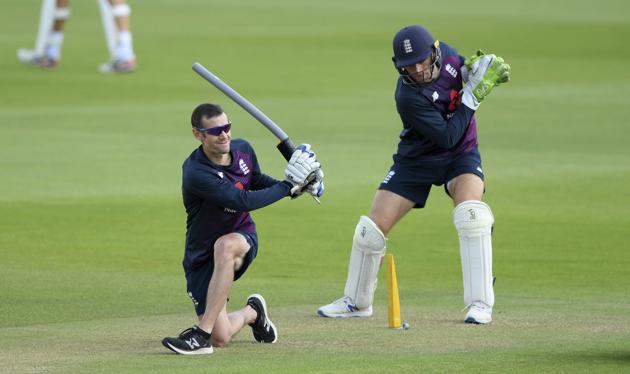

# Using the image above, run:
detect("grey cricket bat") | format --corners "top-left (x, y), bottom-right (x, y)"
top-left (192, 62), bottom-right (296, 161)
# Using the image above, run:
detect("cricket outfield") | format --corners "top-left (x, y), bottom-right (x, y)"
top-left (1, 0), bottom-right (629, 372)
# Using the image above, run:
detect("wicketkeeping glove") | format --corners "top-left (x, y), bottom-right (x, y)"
top-left (461, 49), bottom-right (486, 83)
top-left (461, 50), bottom-right (511, 110)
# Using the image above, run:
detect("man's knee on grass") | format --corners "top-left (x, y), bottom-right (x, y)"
top-left (211, 334), bottom-right (231, 348)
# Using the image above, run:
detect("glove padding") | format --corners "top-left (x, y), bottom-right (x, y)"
top-left (291, 166), bottom-right (325, 200)
top-left (285, 144), bottom-right (320, 184)
top-left (306, 169), bottom-right (324, 198)
top-left (284, 144), bottom-right (321, 197)
top-left (461, 50), bottom-right (511, 110)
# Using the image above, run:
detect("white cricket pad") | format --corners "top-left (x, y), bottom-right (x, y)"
top-left (454, 200), bottom-right (494, 307)
top-left (343, 216), bottom-right (386, 309)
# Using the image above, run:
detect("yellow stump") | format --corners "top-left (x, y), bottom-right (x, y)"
top-left (386, 253), bottom-right (402, 329)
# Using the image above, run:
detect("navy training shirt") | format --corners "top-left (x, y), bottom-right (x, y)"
top-left (182, 139), bottom-right (291, 269)
top-left (394, 42), bottom-right (478, 161)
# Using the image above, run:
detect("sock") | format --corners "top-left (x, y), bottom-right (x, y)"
top-left (115, 31), bottom-right (135, 61)
top-left (194, 325), bottom-right (211, 339)
top-left (247, 300), bottom-right (262, 326)
top-left (46, 31), bottom-right (64, 60)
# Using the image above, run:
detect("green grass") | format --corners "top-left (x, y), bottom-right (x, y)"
top-left (2, 0), bottom-right (630, 372)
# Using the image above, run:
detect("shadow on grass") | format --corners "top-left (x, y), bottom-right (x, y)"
top-left (552, 351), bottom-right (630, 363)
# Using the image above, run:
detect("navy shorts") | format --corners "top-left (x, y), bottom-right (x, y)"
top-left (379, 150), bottom-right (484, 208)
top-left (184, 231), bottom-right (258, 316)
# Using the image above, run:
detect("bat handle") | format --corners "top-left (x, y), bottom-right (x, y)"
top-left (277, 138), bottom-right (296, 161)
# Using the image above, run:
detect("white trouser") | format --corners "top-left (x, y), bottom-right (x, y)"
top-left (34, 0), bottom-right (70, 56)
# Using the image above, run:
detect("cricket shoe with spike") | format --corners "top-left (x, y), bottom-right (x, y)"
top-left (247, 294), bottom-right (278, 343)
top-left (317, 296), bottom-right (373, 318)
top-left (98, 58), bottom-right (136, 74)
top-left (464, 301), bottom-right (493, 324)
top-left (17, 49), bottom-right (58, 69)
top-left (162, 325), bottom-right (213, 355)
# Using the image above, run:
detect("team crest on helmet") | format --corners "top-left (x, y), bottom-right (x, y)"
top-left (403, 39), bottom-right (413, 53)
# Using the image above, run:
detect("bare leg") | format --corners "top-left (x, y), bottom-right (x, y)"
top-left (205, 303), bottom-right (257, 347)
top-left (368, 189), bottom-right (416, 235)
top-left (447, 173), bottom-right (484, 205)
top-left (161, 234), bottom-right (253, 355)
top-left (197, 233), bottom-right (251, 335)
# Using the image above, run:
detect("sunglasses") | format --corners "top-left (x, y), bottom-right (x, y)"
top-left (195, 123), bottom-right (231, 136)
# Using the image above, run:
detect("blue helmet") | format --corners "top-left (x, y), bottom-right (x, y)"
top-left (392, 25), bottom-right (442, 85)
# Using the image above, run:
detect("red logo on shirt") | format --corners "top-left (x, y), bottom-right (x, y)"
top-left (448, 89), bottom-right (461, 111)
top-left (234, 181), bottom-right (244, 190)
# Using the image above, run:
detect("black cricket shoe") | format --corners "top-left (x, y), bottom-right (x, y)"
top-left (246, 294), bottom-right (278, 343)
top-left (162, 325), bottom-right (213, 355)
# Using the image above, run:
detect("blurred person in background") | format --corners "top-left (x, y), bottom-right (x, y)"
top-left (17, 0), bottom-right (137, 73)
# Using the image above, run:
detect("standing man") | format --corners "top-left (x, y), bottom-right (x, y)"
top-left (317, 25), bottom-right (510, 324)
top-left (17, 0), bottom-right (137, 73)
top-left (162, 103), bottom-right (324, 355)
